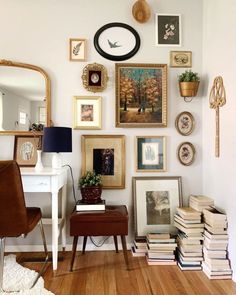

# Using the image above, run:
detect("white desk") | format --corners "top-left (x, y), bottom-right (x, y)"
top-left (20, 167), bottom-right (68, 270)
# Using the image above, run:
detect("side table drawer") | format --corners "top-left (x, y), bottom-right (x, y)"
top-left (22, 176), bottom-right (51, 192)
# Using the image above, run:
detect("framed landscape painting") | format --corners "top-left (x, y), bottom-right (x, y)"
top-left (81, 135), bottom-right (125, 189)
top-left (115, 63), bottom-right (167, 127)
top-left (133, 176), bottom-right (182, 238)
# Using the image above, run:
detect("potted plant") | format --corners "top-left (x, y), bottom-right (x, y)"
top-left (178, 70), bottom-right (200, 98)
top-left (79, 171), bottom-right (102, 204)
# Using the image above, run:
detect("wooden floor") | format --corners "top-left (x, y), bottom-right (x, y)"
top-left (16, 251), bottom-right (236, 295)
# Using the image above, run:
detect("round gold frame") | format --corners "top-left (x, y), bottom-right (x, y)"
top-left (82, 63), bottom-right (108, 93)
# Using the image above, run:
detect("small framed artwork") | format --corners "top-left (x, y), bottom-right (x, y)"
top-left (69, 38), bottom-right (86, 61)
top-left (133, 176), bottom-right (183, 238)
top-left (175, 111), bottom-right (195, 136)
top-left (177, 142), bottom-right (196, 166)
top-left (73, 96), bottom-right (102, 130)
top-left (81, 135), bottom-right (125, 189)
top-left (115, 63), bottom-right (167, 127)
top-left (170, 51), bottom-right (192, 68)
top-left (82, 63), bottom-right (108, 92)
top-left (155, 14), bottom-right (181, 46)
top-left (136, 136), bottom-right (166, 172)
top-left (14, 136), bottom-right (40, 167)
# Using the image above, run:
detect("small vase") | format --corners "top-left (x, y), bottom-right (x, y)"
top-left (81, 186), bottom-right (102, 204)
top-left (35, 150), bottom-right (44, 171)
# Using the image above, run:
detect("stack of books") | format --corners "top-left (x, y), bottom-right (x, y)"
top-left (202, 207), bottom-right (232, 280)
top-left (131, 238), bottom-right (147, 257)
top-left (76, 199), bottom-right (105, 211)
top-left (174, 207), bottom-right (204, 270)
top-left (189, 195), bottom-right (214, 212)
top-left (146, 233), bottom-right (177, 265)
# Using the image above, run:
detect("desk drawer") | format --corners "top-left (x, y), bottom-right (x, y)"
top-left (22, 176), bottom-right (51, 192)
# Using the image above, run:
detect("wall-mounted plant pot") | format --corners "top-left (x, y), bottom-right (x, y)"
top-left (81, 186), bottom-right (102, 204)
top-left (179, 81), bottom-right (199, 97)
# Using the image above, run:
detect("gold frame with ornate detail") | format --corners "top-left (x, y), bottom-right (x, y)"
top-left (82, 63), bottom-right (108, 93)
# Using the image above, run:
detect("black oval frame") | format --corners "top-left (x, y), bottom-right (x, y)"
top-left (94, 22), bottom-right (141, 61)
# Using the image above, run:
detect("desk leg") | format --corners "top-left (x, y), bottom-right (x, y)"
top-left (121, 235), bottom-right (130, 270)
top-left (61, 184), bottom-right (67, 252)
top-left (52, 192), bottom-right (59, 271)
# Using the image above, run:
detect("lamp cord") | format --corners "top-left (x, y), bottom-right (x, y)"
top-left (89, 236), bottom-right (110, 247)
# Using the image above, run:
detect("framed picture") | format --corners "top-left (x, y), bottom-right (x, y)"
top-left (133, 176), bottom-right (183, 238)
top-left (155, 14), bottom-right (181, 46)
top-left (73, 96), bottom-right (102, 130)
top-left (115, 63), bottom-right (167, 127)
top-left (175, 111), bottom-right (195, 136)
top-left (170, 51), bottom-right (192, 67)
top-left (14, 135), bottom-right (40, 167)
top-left (136, 136), bottom-right (166, 172)
top-left (177, 142), bottom-right (196, 166)
top-left (82, 63), bottom-right (108, 92)
top-left (81, 135), bottom-right (125, 189)
top-left (94, 22), bottom-right (141, 61)
top-left (69, 38), bottom-right (86, 61)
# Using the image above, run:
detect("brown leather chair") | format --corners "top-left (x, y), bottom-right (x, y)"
top-left (0, 160), bottom-right (48, 292)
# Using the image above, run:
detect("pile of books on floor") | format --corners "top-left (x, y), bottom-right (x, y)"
top-left (174, 207), bottom-right (204, 270)
top-left (202, 207), bottom-right (232, 280)
top-left (146, 233), bottom-right (177, 265)
top-left (131, 238), bottom-right (147, 257)
top-left (189, 195), bottom-right (214, 212)
top-left (76, 199), bottom-right (106, 211)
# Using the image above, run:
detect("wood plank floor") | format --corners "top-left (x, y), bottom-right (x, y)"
top-left (16, 251), bottom-right (236, 295)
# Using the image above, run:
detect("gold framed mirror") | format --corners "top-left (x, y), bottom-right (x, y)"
top-left (0, 59), bottom-right (51, 135)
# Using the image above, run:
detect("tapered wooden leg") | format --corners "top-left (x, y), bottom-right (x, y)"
top-left (82, 236), bottom-right (87, 254)
top-left (113, 236), bottom-right (118, 253)
top-left (121, 235), bottom-right (130, 270)
top-left (70, 236), bottom-right (78, 272)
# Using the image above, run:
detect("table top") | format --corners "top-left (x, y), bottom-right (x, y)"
top-left (20, 166), bottom-right (68, 176)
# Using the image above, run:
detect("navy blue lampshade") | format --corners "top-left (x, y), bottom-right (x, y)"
top-left (42, 127), bottom-right (72, 153)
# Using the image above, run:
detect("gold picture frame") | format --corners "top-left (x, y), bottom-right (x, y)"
top-left (73, 96), bottom-right (102, 130)
top-left (170, 51), bottom-right (192, 68)
top-left (82, 63), bottom-right (108, 92)
top-left (81, 135), bottom-right (125, 189)
top-left (175, 111), bottom-right (195, 136)
top-left (177, 142), bottom-right (196, 166)
top-left (69, 38), bottom-right (86, 61)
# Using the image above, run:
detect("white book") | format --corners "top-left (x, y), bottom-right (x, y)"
top-left (76, 199), bottom-right (105, 211)
top-left (174, 215), bottom-right (204, 228)
top-left (205, 224), bottom-right (227, 235)
top-left (174, 221), bottom-right (204, 234)
top-left (203, 230), bottom-right (228, 240)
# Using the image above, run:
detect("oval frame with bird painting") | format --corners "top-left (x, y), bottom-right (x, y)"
top-left (94, 22), bottom-right (141, 61)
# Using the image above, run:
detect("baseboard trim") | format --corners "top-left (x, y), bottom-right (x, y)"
top-left (232, 273), bottom-right (236, 282)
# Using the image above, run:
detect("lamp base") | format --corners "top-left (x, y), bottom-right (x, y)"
top-left (52, 153), bottom-right (62, 169)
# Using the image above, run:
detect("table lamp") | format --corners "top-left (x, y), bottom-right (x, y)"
top-left (42, 126), bottom-right (72, 169)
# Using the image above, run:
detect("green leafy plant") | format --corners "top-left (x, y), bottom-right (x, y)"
top-left (178, 70), bottom-right (200, 82)
top-left (79, 171), bottom-right (102, 188)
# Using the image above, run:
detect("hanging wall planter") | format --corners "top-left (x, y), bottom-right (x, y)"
top-left (178, 70), bottom-right (200, 101)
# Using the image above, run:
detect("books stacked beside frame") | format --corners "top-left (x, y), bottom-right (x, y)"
top-left (131, 238), bottom-right (147, 257)
top-left (202, 207), bottom-right (232, 280)
top-left (76, 199), bottom-right (106, 212)
top-left (189, 195), bottom-right (214, 212)
top-left (146, 233), bottom-right (177, 265)
top-left (174, 207), bottom-right (204, 270)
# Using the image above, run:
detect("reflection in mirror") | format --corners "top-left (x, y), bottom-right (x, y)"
top-left (0, 60), bottom-right (51, 135)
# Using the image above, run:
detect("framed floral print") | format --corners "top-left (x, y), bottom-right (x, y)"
top-left (133, 176), bottom-right (183, 238)
top-left (136, 136), bottom-right (166, 172)
top-left (177, 142), bottom-right (196, 166)
top-left (73, 96), bottom-right (102, 130)
top-left (69, 38), bottom-right (86, 61)
top-left (155, 14), bottom-right (181, 46)
top-left (175, 111), bottom-right (195, 136)
top-left (170, 51), bottom-right (192, 68)
top-left (82, 63), bottom-right (108, 92)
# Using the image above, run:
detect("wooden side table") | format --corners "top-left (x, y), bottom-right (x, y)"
top-left (70, 205), bottom-right (129, 271)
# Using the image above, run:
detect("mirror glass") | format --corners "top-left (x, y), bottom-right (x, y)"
top-left (0, 60), bottom-right (51, 135)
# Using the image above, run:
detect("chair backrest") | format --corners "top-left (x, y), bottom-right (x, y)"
top-left (0, 160), bottom-right (28, 237)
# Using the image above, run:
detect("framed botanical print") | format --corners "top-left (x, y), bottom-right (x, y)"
top-left (133, 176), bottom-right (183, 238)
top-left (170, 51), bottom-right (192, 68)
top-left (81, 135), bottom-right (125, 189)
top-left (177, 142), bottom-right (196, 166)
top-left (155, 14), bottom-right (181, 46)
top-left (14, 135), bottom-right (40, 167)
top-left (82, 63), bottom-right (108, 92)
top-left (115, 63), bottom-right (167, 127)
top-left (175, 111), bottom-right (195, 136)
top-left (69, 38), bottom-right (86, 61)
top-left (136, 136), bottom-right (166, 172)
top-left (73, 96), bottom-right (102, 130)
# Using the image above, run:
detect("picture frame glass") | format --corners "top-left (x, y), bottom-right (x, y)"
top-left (156, 14), bottom-right (181, 46)
top-left (133, 177), bottom-right (182, 238)
top-left (175, 112), bottom-right (195, 136)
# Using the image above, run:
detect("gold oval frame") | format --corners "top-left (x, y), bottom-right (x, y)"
top-left (175, 111), bottom-right (195, 136)
top-left (177, 142), bottom-right (196, 166)
top-left (82, 63), bottom-right (108, 93)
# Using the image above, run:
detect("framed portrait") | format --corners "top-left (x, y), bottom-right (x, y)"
top-left (69, 38), bottom-right (86, 61)
top-left (136, 136), bottom-right (166, 172)
top-left (177, 142), bottom-right (196, 166)
top-left (94, 22), bottom-right (141, 61)
top-left (81, 135), bottom-right (125, 189)
top-left (170, 51), bottom-right (192, 68)
top-left (133, 176), bottom-right (183, 238)
top-left (14, 135), bottom-right (40, 167)
top-left (82, 63), bottom-right (108, 92)
top-left (115, 63), bottom-right (167, 127)
top-left (155, 14), bottom-right (181, 46)
top-left (73, 96), bottom-right (102, 130)
top-left (175, 111), bottom-right (195, 136)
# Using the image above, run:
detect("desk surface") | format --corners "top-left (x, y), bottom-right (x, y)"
top-left (20, 167), bottom-right (68, 176)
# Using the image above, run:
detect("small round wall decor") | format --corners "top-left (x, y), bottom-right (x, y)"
top-left (175, 111), bottom-right (195, 136)
top-left (177, 142), bottom-right (196, 166)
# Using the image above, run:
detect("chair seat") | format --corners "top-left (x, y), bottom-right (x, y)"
top-left (26, 207), bottom-right (42, 233)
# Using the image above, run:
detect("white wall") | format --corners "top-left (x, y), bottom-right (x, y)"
top-left (0, 0), bottom-right (203, 249)
top-left (202, 0), bottom-right (236, 281)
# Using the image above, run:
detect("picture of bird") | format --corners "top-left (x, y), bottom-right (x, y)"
top-left (73, 41), bottom-right (82, 56)
top-left (107, 39), bottom-right (122, 48)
